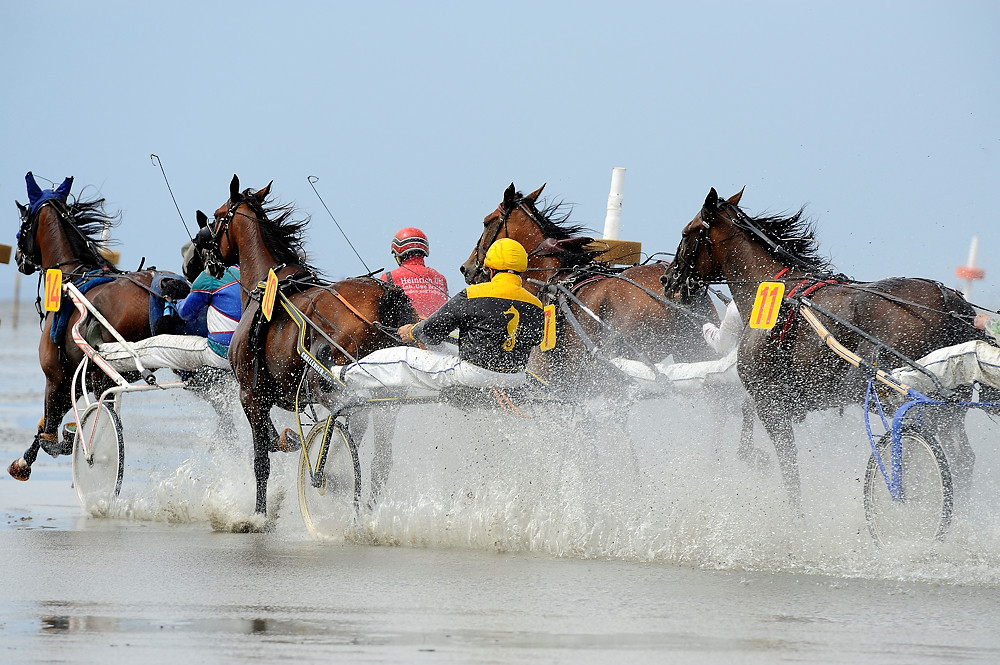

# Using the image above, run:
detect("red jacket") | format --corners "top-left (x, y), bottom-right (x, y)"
top-left (381, 256), bottom-right (449, 319)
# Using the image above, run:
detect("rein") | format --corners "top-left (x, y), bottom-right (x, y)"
top-left (565, 265), bottom-right (714, 326)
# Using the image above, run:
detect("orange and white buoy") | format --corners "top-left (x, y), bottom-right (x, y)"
top-left (955, 236), bottom-right (985, 298)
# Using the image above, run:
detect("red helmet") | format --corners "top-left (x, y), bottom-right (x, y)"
top-left (391, 227), bottom-right (429, 263)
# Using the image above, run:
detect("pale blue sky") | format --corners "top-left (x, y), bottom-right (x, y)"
top-left (3, 1), bottom-right (998, 306)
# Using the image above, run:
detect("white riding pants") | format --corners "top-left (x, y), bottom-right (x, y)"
top-left (99, 335), bottom-right (231, 373)
top-left (891, 340), bottom-right (1000, 395)
top-left (613, 348), bottom-right (740, 393)
top-left (341, 346), bottom-right (526, 394)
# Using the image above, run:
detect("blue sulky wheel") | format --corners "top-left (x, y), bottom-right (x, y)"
top-left (863, 427), bottom-right (952, 546)
top-left (71, 402), bottom-right (125, 513)
top-left (297, 417), bottom-right (361, 539)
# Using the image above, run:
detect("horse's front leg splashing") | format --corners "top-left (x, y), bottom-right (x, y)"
top-left (9, 361), bottom-right (74, 480)
top-left (757, 401), bottom-right (802, 511)
top-left (231, 390), bottom-right (278, 532)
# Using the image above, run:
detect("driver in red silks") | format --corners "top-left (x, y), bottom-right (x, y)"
top-left (380, 227), bottom-right (449, 319)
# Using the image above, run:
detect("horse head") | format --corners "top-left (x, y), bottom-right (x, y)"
top-left (201, 174), bottom-right (274, 278)
top-left (460, 182), bottom-right (592, 289)
top-left (15, 172), bottom-right (75, 274)
top-left (14, 172), bottom-right (110, 276)
top-left (662, 187), bottom-right (744, 302)
top-left (203, 175), bottom-right (311, 282)
top-left (14, 200), bottom-right (36, 275)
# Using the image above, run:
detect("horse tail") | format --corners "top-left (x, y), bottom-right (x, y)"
top-left (377, 282), bottom-right (418, 328)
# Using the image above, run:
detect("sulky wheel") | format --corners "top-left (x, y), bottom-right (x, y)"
top-left (71, 402), bottom-right (125, 512)
top-left (864, 427), bottom-right (952, 546)
top-left (297, 416), bottom-right (361, 539)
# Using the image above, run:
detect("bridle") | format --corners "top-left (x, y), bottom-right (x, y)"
top-left (200, 189), bottom-right (259, 278)
top-left (666, 210), bottom-right (725, 301)
top-left (15, 200), bottom-right (104, 277)
top-left (467, 196), bottom-right (546, 283)
top-left (665, 198), bottom-right (817, 299)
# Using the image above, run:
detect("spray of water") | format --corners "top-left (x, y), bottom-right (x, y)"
top-left (47, 368), bottom-right (1000, 587)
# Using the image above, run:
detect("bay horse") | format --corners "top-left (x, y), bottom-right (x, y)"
top-left (459, 183), bottom-right (717, 393)
top-left (8, 172), bottom-right (189, 481)
top-left (662, 187), bottom-right (984, 508)
top-left (198, 175), bottom-right (417, 523)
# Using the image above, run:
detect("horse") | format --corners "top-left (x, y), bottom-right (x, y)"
top-left (8, 172), bottom-right (190, 481)
top-left (662, 187), bottom-right (984, 508)
top-left (459, 183), bottom-right (718, 394)
top-left (197, 175), bottom-right (417, 523)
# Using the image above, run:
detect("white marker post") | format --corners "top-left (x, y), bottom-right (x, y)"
top-left (955, 235), bottom-right (985, 298)
top-left (603, 167), bottom-right (625, 240)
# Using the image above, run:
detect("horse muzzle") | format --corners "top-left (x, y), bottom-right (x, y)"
top-left (14, 248), bottom-right (37, 276)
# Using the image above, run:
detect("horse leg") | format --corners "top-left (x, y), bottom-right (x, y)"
top-left (370, 401), bottom-right (399, 505)
top-left (757, 404), bottom-right (801, 510)
top-left (8, 370), bottom-right (73, 480)
top-left (926, 401), bottom-right (975, 509)
top-left (185, 367), bottom-right (238, 439)
top-left (240, 387), bottom-right (275, 516)
top-left (736, 396), bottom-right (769, 470)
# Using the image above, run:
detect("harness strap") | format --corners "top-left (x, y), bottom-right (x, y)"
top-left (329, 289), bottom-right (374, 326)
top-left (773, 277), bottom-right (846, 346)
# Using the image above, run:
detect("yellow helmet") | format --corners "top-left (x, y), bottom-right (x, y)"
top-left (484, 238), bottom-right (528, 273)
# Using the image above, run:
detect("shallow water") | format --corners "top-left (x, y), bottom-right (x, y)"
top-left (2, 301), bottom-right (999, 663)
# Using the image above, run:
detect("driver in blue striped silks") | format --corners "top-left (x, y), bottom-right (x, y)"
top-left (333, 238), bottom-right (544, 403)
top-left (99, 266), bottom-right (241, 373)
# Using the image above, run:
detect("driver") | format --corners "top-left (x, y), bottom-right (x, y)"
top-left (612, 298), bottom-right (743, 391)
top-left (381, 227), bottom-right (449, 319)
top-left (890, 313), bottom-right (1000, 394)
top-left (329, 238), bottom-right (543, 408)
top-left (98, 265), bottom-right (241, 373)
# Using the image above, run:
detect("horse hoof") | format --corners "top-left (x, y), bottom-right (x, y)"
top-left (8, 458), bottom-right (31, 481)
top-left (276, 428), bottom-right (302, 453)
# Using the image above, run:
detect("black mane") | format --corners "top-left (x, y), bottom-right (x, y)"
top-left (517, 195), bottom-right (597, 268)
top-left (724, 201), bottom-right (833, 273)
top-left (49, 194), bottom-right (120, 270)
top-left (522, 198), bottom-right (588, 240)
top-left (239, 189), bottom-right (320, 275)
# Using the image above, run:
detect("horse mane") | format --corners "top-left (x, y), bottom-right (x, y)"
top-left (240, 189), bottom-right (321, 275)
top-left (50, 193), bottom-right (120, 270)
top-left (724, 200), bottom-right (833, 273)
top-left (519, 195), bottom-right (598, 268)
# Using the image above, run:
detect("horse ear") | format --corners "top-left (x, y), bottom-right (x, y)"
top-left (701, 188), bottom-right (720, 228)
top-left (503, 183), bottom-right (517, 207)
top-left (728, 187), bottom-right (745, 206)
top-left (54, 176), bottom-right (74, 201)
top-left (25, 172), bottom-right (42, 206)
top-left (230, 175), bottom-right (241, 201)
top-left (253, 181), bottom-right (273, 204)
top-left (196, 210), bottom-right (208, 228)
top-left (16, 200), bottom-right (28, 216)
top-left (525, 184), bottom-right (546, 204)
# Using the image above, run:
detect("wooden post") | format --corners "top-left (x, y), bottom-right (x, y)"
top-left (0, 244), bottom-right (12, 329)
